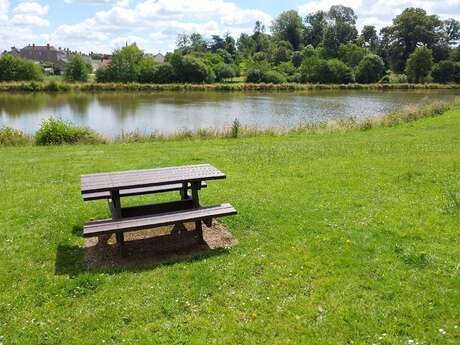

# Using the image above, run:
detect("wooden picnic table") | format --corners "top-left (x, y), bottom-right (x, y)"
top-left (80, 164), bottom-right (237, 256)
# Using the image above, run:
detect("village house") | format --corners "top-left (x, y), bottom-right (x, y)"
top-left (6, 44), bottom-right (70, 73)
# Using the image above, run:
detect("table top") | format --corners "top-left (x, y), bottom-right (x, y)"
top-left (80, 164), bottom-right (225, 194)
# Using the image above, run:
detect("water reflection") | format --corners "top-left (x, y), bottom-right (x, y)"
top-left (0, 90), bottom-right (457, 136)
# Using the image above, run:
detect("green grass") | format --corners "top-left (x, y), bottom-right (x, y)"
top-left (0, 109), bottom-right (459, 344)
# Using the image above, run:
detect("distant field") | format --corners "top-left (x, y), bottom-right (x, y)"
top-left (0, 109), bottom-right (459, 344)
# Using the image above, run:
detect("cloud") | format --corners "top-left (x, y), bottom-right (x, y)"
top-left (49, 0), bottom-right (273, 53)
top-left (0, 1), bottom-right (51, 51)
top-left (14, 1), bottom-right (49, 15)
top-left (10, 13), bottom-right (50, 27)
top-left (298, 0), bottom-right (460, 29)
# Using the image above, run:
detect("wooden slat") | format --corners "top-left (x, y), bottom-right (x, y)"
top-left (82, 181), bottom-right (207, 201)
top-left (83, 204), bottom-right (237, 237)
top-left (81, 164), bottom-right (225, 194)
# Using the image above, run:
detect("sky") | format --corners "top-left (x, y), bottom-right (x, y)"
top-left (1, 0), bottom-right (459, 54)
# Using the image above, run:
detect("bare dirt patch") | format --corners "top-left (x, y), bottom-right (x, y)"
top-left (84, 220), bottom-right (237, 269)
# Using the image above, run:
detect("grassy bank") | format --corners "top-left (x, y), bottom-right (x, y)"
top-left (1, 100), bottom-right (459, 146)
top-left (0, 108), bottom-right (459, 344)
top-left (0, 80), bottom-right (459, 93)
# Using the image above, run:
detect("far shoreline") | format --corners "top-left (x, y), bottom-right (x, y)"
top-left (1, 81), bottom-right (460, 93)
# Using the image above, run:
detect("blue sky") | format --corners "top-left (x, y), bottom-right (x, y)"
top-left (1, 0), bottom-right (459, 54)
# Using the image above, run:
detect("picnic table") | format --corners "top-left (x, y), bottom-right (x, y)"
top-left (80, 164), bottom-right (237, 256)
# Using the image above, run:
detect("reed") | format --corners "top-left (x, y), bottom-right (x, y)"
top-left (0, 81), bottom-right (459, 93)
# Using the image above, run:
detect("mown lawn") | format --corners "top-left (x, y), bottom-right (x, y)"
top-left (0, 110), bottom-right (459, 344)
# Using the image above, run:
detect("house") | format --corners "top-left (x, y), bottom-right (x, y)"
top-left (145, 52), bottom-right (165, 63)
top-left (88, 53), bottom-right (112, 72)
top-left (5, 44), bottom-right (70, 73)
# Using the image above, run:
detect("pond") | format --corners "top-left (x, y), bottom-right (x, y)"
top-left (0, 90), bottom-right (458, 136)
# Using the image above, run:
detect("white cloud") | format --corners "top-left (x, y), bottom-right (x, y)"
top-left (0, 1), bottom-right (52, 51)
top-left (10, 13), bottom-right (49, 27)
top-left (298, 0), bottom-right (460, 30)
top-left (48, 0), bottom-right (273, 53)
top-left (14, 1), bottom-right (49, 15)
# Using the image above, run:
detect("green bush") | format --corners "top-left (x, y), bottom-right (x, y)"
top-left (355, 54), bottom-right (386, 83)
top-left (64, 55), bottom-right (92, 82)
top-left (0, 54), bottom-right (43, 81)
top-left (0, 127), bottom-right (30, 146)
top-left (216, 64), bottom-right (236, 81)
top-left (171, 55), bottom-right (210, 83)
top-left (431, 60), bottom-right (457, 83)
top-left (301, 57), bottom-right (353, 83)
top-left (95, 66), bottom-right (112, 83)
top-left (35, 118), bottom-right (104, 145)
top-left (261, 70), bottom-right (287, 84)
top-left (405, 47), bottom-right (433, 83)
top-left (246, 69), bottom-right (264, 83)
top-left (152, 63), bottom-right (175, 83)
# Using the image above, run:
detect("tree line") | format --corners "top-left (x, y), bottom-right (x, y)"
top-left (1, 6), bottom-right (459, 84)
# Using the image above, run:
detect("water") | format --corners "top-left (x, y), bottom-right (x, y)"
top-left (0, 90), bottom-right (457, 136)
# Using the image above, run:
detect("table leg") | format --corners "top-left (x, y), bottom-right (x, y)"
top-left (180, 182), bottom-right (189, 200)
top-left (110, 190), bottom-right (126, 256)
top-left (191, 181), bottom-right (205, 244)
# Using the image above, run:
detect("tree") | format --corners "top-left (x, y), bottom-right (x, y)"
top-left (64, 54), bottom-right (92, 82)
top-left (237, 33), bottom-right (255, 57)
top-left (153, 63), bottom-right (176, 83)
top-left (272, 41), bottom-right (292, 64)
top-left (138, 57), bottom-right (157, 83)
top-left (216, 64), bottom-right (236, 81)
top-left (382, 8), bottom-right (443, 72)
top-left (210, 35), bottom-right (225, 52)
top-left (304, 10), bottom-right (327, 47)
top-left (170, 55), bottom-right (210, 83)
top-left (338, 43), bottom-right (367, 68)
top-left (0, 54), bottom-right (43, 81)
top-left (322, 25), bottom-right (339, 58)
top-left (108, 44), bottom-right (144, 82)
top-left (224, 33), bottom-right (237, 58)
top-left (441, 19), bottom-right (460, 45)
top-left (271, 10), bottom-right (305, 50)
top-left (300, 56), bottom-right (353, 83)
top-left (328, 5), bottom-right (358, 44)
top-left (431, 60), bottom-right (457, 83)
top-left (361, 25), bottom-right (378, 50)
top-left (355, 54), bottom-right (385, 83)
top-left (291, 51), bottom-right (303, 67)
top-left (405, 46), bottom-right (433, 83)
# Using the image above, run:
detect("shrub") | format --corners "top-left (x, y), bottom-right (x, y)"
top-left (172, 55), bottom-right (209, 83)
top-left (0, 54), bottom-right (43, 81)
top-left (291, 51), bottom-right (303, 67)
top-left (152, 63), bottom-right (175, 83)
top-left (261, 70), bottom-right (287, 84)
top-left (0, 127), bottom-right (30, 146)
top-left (64, 55), bottom-right (92, 82)
top-left (95, 66), bottom-right (113, 83)
top-left (405, 47), bottom-right (433, 83)
top-left (35, 118), bottom-right (104, 145)
top-left (431, 60), bottom-right (457, 83)
top-left (301, 57), bottom-right (353, 83)
top-left (44, 80), bottom-right (60, 92)
top-left (355, 54), bottom-right (386, 83)
top-left (138, 57), bottom-right (157, 83)
top-left (246, 69), bottom-right (264, 83)
top-left (216, 64), bottom-right (236, 81)
top-left (230, 118), bottom-right (240, 138)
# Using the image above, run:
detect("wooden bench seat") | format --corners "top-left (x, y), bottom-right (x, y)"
top-left (82, 181), bottom-right (207, 201)
top-left (83, 203), bottom-right (237, 238)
